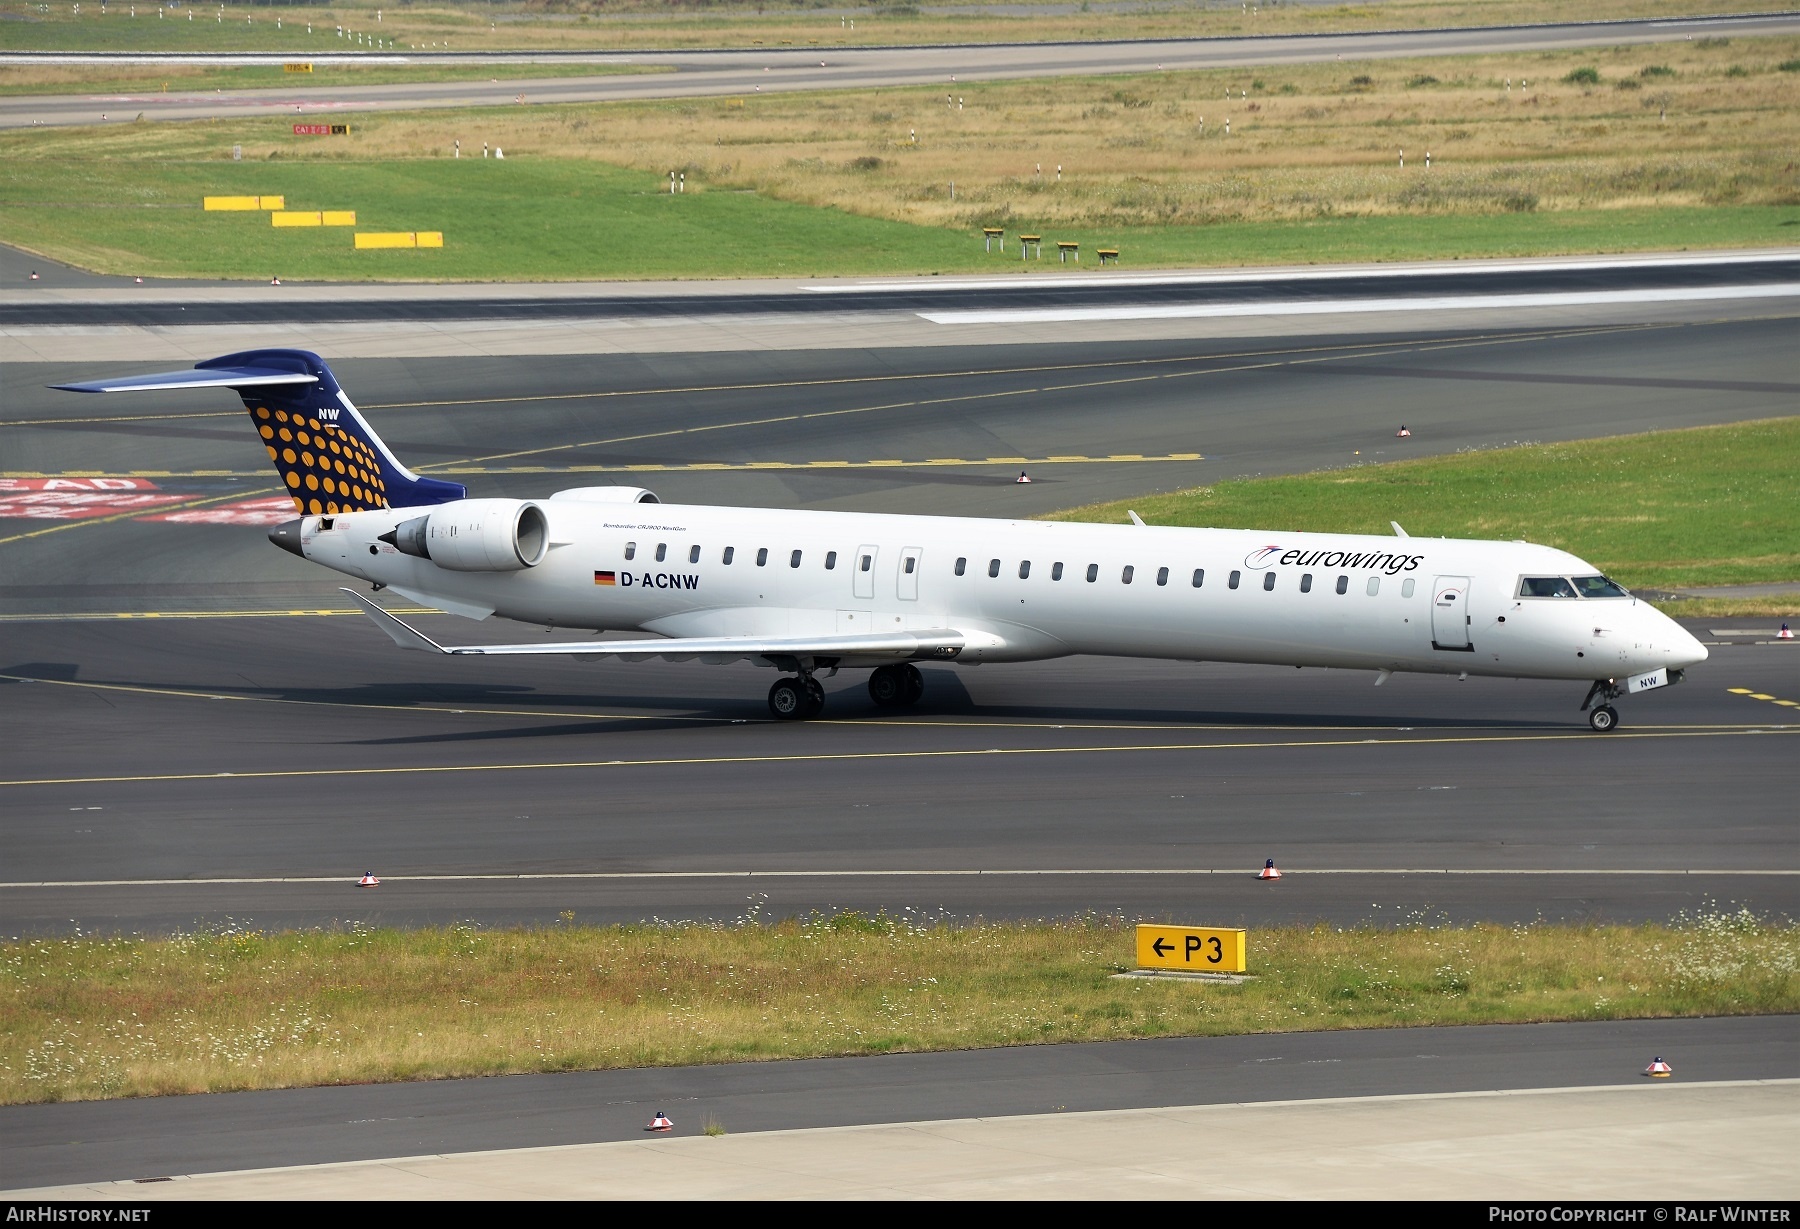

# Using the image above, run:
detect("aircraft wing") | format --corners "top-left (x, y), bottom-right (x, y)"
top-left (341, 589), bottom-right (963, 664)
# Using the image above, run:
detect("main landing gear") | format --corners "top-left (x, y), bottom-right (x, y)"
top-left (768, 675), bottom-right (826, 721)
top-left (1581, 679), bottom-right (1623, 733)
top-left (768, 664), bottom-right (926, 721)
top-left (868, 663), bottom-right (925, 708)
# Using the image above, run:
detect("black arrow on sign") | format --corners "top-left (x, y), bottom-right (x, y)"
top-left (1152, 937), bottom-right (1172, 957)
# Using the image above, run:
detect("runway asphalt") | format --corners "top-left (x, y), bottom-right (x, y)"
top-left (1, 311), bottom-right (1795, 937)
top-left (4, 251), bottom-right (1796, 326)
top-left (2, 1015), bottom-right (1791, 1190)
top-left (7, 13), bottom-right (1799, 130)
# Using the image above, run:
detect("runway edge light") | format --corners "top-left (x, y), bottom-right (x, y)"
top-left (1645, 1057), bottom-right (1673, 1078)
top-left (646, 1111), bottom-right (674, 1132)
top-left (1258, 858), bottom-right (1281, 881)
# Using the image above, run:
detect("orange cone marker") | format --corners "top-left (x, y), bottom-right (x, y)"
top-left (357, 871), bottom-right (380, 888)
top-left (1258, 858), bottom-right (1281, 881)
top-left (646, 1111), bottom-right (674, 1132)
top-left (1016, 470), bottom-right (1032, 484)
top-left (1779, 623), bottom-right (1793, 640)
top-left (1395, 426), bottom-right (1412, 438)
top-left (271, 275), bottom-right (281, 286)
top-left (1645, 1057), bottom-right (1672, 1077)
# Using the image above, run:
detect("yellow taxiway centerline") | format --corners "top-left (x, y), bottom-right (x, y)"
top-left (2, 726), bottom-right (1793, 790)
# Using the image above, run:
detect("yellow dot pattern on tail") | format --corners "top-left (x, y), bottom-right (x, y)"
top-left (253, 404), bottom-right (390, 515)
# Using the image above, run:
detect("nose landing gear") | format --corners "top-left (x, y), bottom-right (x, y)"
top-left (1581, 679), bottom-right (1623, 732)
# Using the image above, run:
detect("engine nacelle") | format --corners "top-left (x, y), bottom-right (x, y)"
top-left (383, 499), bottom-right (548, 572)
top-left (548, 486), bottom-right (660, 504)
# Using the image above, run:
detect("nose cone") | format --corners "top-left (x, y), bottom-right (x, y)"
top-left (1672, 625), bottom-right (1710, 669)
top-left (1646, 603), bottom-right (1708, 669)
top-left (267, 517), bottom-right (306, 558)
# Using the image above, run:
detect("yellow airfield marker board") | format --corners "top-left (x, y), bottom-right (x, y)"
top-left (1135, 924), bottom-right (1247, 974)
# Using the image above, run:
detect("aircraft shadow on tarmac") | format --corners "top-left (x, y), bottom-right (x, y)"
top-left (5, 661), bottom-right (1576, 739)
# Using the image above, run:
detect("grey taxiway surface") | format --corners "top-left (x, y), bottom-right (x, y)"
top-left (2, 308), bottom-right (1796, 937)
top-left (6, 13), bottom-right (1800, 129)
top-left (2, 1016), bottom-right (1792, 1190)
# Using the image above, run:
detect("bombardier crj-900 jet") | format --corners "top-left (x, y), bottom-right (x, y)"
top-left (58, 349), bottom-right (1708, 731)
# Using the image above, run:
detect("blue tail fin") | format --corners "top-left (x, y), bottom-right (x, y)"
top-left (54, 349), bottom-right (465, 515)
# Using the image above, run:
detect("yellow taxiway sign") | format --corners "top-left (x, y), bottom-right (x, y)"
top-left (1135, 924), bottom-right (1247, 974)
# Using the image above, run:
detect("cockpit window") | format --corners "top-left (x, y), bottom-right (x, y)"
top-left (1572, 575), bottom-right (1630, 598)
top-left (1518, 576), bottom-right (1577, 598)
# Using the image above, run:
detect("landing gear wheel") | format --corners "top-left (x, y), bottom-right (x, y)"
top-left (769, 678), bottom-right (809, 721)
top-left (898, 663), bottom-right (924, 705)
top-left (802, 675), bottom-right (826, 719)
top-left (1588, 704), bottom-right (1619, 733)
top-left (868, 665), bottom-right (905, 707)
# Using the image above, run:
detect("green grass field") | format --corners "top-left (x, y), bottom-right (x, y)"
top-left (1049, 418), bottom-right (1800, 594)
top-left (5, 909), bottom-right (1793, 1103)
top-left (2, 151), bottom-right (1795, 281)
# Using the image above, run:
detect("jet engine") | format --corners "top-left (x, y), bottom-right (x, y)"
top-left (382, 499), bottom-right (549, 572)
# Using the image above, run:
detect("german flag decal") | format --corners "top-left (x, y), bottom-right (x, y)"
top-left (594, 570), bottom-right (617, 586)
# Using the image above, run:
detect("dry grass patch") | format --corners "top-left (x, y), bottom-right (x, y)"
top-left (258, 32), bottom-right (1800, 231)
top-left (2, 908), bottom-right (1795, 1105)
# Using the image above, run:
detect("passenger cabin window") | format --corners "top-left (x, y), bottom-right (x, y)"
top-left (907, 557), bottom-right (918, 575)
top-left (1086, 563), bottom-right (1099, 583)
top-left (1519, 577), bottom-right (1578, 599)
top-left (955, 557), bottom-right (967, 576)
top-left (1229, 570), bottom-right (1240, 590)
top-left (655, 543), bottom-right (667, 563)
top-left (1156, 567), bottom-right (1169, 587)
top-left (1300, 573), bottom-right (1313, 593)
top-left (688, 545), bottom-right (701, 564)
top-left (756, 548), bottom-right (769, 567)
top-left (1336, 575), bottom-right (1348, 595)
top-left (624, 541), bottom-right (637, 561)
top-left (1192, 569), bottom-right (1204, 588)
top-left (1574, 575), bottom-right (1629, 598)
top-left (1122, 565), bottom-right (1135, 584)
top-left (722, 546), bottom-right (735, 565)
top-left (1052, 562), bottom-right (1064, 581)
top-left (826, 551), bottom-right (838, 570)
top-left (1262, 571), bottom-right (1276, 591)
top-left (989, 559), bottom-right (1001, 578)
top-left (790, 549), bottom-right (803, 568)
top-left (1366, 577), bottom-right (1381, 596)
top-left (1402, 578), bottom-right (1416, 598)
top-left (861, 553), bottom-right (873, 573)
top-left (1018, 561), bottom-right (1030, 579)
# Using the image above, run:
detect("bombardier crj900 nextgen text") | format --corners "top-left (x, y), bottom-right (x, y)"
top-left (57, 349), bottom-right (1708, 731)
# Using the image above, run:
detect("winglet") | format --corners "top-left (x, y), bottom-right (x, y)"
top-left (340, 588), bottom-right (451, 653)
top-left (1128, 510), bottom-right (1146, 527)
top-left (1390, 521), bottom-right (1409, 538)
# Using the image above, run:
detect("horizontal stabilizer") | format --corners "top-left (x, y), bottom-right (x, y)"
top-left (341, 589), bottom-right (965, 663)
top-left (50, 367), bottom-right (320, 394)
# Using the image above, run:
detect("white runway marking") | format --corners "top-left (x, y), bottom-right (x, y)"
top-left (921, 284), bottom-right (1800, 325)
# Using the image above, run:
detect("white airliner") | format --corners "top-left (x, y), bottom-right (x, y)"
top-left (58, 349), bottom-right (1708, 731)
